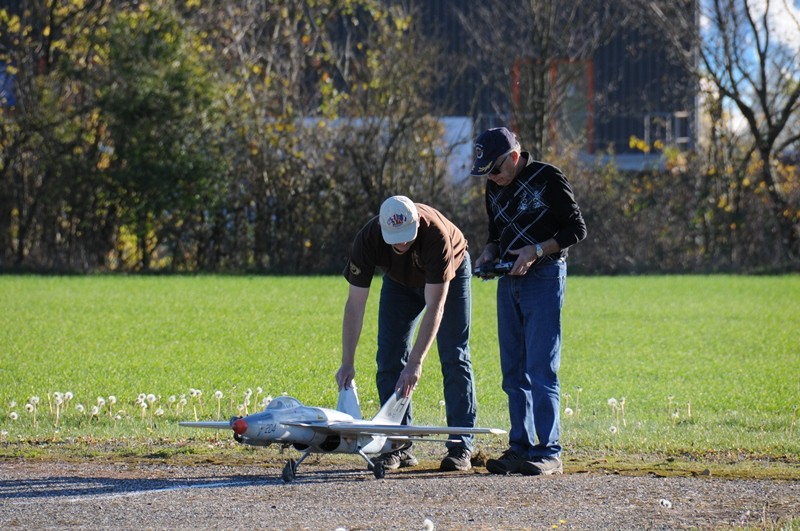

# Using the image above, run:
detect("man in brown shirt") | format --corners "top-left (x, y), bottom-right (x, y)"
top-left (336, 196), bottom-right (477, 472)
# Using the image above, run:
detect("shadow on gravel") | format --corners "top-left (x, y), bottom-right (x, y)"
top-left (0, 466), bottom-right (475, 502)
top-left (0, 474), bottom-right (277, 501)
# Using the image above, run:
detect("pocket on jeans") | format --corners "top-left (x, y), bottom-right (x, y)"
top-left (531, 262), bottom-right (565, 280)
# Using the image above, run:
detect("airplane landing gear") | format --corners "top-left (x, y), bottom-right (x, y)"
top-left (372, 461), bottom-right (386, 479)
top-left (282, 459), bottom-right (297, 483)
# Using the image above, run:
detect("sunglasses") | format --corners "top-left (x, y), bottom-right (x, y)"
top-left (489, 153), bottom-right (509, 175)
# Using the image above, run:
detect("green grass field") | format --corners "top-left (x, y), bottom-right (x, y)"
top-left (1, 274), bottom-right (798, 467)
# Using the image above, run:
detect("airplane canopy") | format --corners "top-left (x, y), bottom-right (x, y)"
top-left (266, 396), bottom-right (303, 410)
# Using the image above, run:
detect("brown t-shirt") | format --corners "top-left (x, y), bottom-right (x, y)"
top-left (343, 204), bottom-right (468, 288)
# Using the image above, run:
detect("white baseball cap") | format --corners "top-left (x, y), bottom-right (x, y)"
top-left (379, 195), bottom-right (419, 244)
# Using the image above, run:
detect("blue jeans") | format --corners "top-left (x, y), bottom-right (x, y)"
top-left (376, 252), bottom-right (476, 451)
top-left (496, 259), bottom-right (566, 459)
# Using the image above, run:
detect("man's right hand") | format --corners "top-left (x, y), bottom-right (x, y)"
top-left (475, 246), bottom-right (499, 271)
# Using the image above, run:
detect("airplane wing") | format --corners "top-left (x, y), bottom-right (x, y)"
top-left (287, 421), bottom-right (505, 437)
top-left (179, 421), bottom-right (232, 429)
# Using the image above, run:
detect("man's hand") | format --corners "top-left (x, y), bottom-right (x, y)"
top-left (336, 363), bottom-right (355, 390)
top-left (506, 246), bottom-right (537, 275)
top-left (395, 360), bottom-right (422, 398)
top-left (474, 245), bottom-right (498, 269)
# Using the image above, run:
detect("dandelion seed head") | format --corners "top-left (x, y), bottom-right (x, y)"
top-left (237, 404), bottom-right (245, 413)
top-left (108, 396), bottom-right (117, 404)
top-left (607, 398), bottom-right (618, 408)
top-left (439, 400), bottom-right (446, 407)
top-left (564, 407), bottom-right (574, 416)
top-left (55, 396), bottom-right (63, 406)
top-left (214, 390), bottom-right (223, 399)
top-left (9, 412), bottom-right (18, 420)
top-left (609, 425), bottom-right (618, 434)
top-left (147, 394), bottom-right (157, 404)
top-left (54, 392), bottom-right (63, 401)
top-left (155, 407), bottom-right (164, 417)
top-left (30, 396), bottom-right (40, 405)
top-left (168, 395), bottom-right (177, 403)
top-left (91, 406), bottom-right (100, 416)
top-left (245, 388), bottom-right (253, 397)
top-left (256, 387), bottom-right (263, 394)
top-left (76, 404), bottom-right (85, 413)
top-left (97, 396), bottom-right (106, 406)
top-left (140, 402), bottom-right (148, 410)
top-left (178, 398), bottom-right (187, 407)
top-left (9, 401), bottom-right (16, 408)
top-left (114, 414), bottom-right (122, 421)
top-left (65, 392), bottom-right (73, 401)
top-left (25, 404), bottom-right (34, 413)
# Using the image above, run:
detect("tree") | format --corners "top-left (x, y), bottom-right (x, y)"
top-left (96, 2), bottom-right (227, 271)
top-left (642, 0), bottom-right (800, 262)
top-left (0, 0), bottom-right (119, 270)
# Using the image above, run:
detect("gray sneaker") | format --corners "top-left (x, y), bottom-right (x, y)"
top-left (374, 448), bottom-right (418, 470)
top-left (519, 455), bottom-right (563, 476)
top-left (486, 449), bottom-right (524, 475)
top-left (440, 446), bottom-right (472, 471)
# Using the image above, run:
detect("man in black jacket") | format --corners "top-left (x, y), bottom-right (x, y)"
top-left (471, 127), bottom-right (587, 476)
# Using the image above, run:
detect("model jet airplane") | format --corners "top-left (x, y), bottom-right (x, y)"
top-left (179, 384), bottom-right (505, 482)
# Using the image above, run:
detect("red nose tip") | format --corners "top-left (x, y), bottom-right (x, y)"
top-left (232, 418), bottom-right (248, 435)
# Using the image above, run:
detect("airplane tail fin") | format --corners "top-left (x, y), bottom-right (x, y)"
top-left (371, 391), bottom-right (410, 425)
top-left (336, 381), bottom-right (362, 419)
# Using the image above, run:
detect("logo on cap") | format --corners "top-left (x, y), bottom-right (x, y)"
top-left (386, 213), bottom-right (407, 227)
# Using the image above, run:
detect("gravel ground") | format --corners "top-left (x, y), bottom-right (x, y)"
top-left (1, 459), bottom-right (798, 530)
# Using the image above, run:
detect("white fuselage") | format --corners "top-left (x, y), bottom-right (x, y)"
top-left (235, 401), bottom-right (401, 455)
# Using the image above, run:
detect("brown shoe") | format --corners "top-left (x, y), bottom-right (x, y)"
top-left (519, 455), bottom-right (563, 476)
top-left (440, 446), bottom-right (472, 471)
top-left (486, 449), bottom-right (524, 475)
top-left (373, 448), bottom-right (418, 470)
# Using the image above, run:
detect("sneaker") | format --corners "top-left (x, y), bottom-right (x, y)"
top-left (519, 455), bottom-right (563, 476)
top-left (440, 446), bottom-right (472, 471)
top-left (486, 449), bottom-right (524, 475)
top-left (374, 448), bottom-right (418, 470)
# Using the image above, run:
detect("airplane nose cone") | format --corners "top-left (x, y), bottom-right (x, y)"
top-left (232, 418), bottom-right (248, 435)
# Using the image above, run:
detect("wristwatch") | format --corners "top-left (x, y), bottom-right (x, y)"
top-left (535, 243), bottom-right (544, 258)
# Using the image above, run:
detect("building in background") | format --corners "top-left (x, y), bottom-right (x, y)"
top-left (414, 1), bottom-right (698, 175)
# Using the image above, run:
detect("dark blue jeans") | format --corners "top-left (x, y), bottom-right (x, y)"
top-left (496, 259), bottom-right (566, 459)
top-left (376, 252), bottom-right (477, 451)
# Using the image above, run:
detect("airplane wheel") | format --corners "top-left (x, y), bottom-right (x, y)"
top-left (281, 459), bottom-right (296, 483)
top-left (373, 462), bottom-right (385, 479)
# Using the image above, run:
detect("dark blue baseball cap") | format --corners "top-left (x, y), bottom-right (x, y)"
top-left (470, 127), bottom-right (517, 176)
